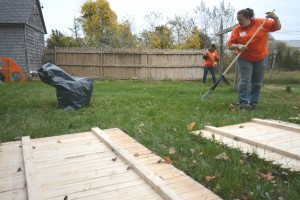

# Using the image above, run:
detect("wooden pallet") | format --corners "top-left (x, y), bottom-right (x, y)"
top-left (0, 128), bottom-right (221, 200)
top-left (192, 118), bottom-right (300, 171)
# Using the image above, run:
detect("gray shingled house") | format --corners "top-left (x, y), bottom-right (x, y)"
top-left (0, 0), bottom-right (47, 77)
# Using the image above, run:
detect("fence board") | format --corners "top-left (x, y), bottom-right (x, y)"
top-left (44, 47), bottom-right (204, 80)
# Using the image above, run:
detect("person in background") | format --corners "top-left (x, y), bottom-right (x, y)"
top-left (228, 8), bottom-right (281, 110)
top-left (202, 44), bottom-right (219, 85)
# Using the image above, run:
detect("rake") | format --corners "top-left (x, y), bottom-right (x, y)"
top-left (201, 9), bottom-right (275, 101)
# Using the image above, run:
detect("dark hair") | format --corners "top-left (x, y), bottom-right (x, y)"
top-left (211, 44), bottom-right (217, 49)
top-left (237, 8), bottom-right (255, 19)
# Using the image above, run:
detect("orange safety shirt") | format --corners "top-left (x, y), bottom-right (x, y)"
top-left (203, 50), bottom-right (219, 67)
top-left (228, 18), bottom-right (277, 62)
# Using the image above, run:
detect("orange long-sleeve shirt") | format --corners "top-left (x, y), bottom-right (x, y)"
top-left (228, 18), bottom-right (277, 62)
top-left (203, 50), bottom-right (219, 67)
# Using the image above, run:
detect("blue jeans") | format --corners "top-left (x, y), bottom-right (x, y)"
top-left (203, 67), bottom-right (216, 84)
top-left (237, 56), bottom-right (268, 106)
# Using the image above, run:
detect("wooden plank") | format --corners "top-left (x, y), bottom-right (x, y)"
top-left (249, 130), bottom-right (298, 142)
top-left (205, 126), bottom-right (300, 161)
top-left (43, 171), bottom-right (141, 198)
top-left (37, 156), bottom-right (124, 177)
top-left (212, 123), bottom-right (300, 153)
top-left (33, 147), bottom-right (109, 163)
top-left (199, 130), bottom-right (279, 162)
top-left (32, 142), bottom-right (108, 159)
top-left (273, 139), bottom-right (300, 149)
top-left (252, 118), bottom-right (300, 133)
top-left (0, 189), bottom-right (27, 200)
top-left (170, 180), bottom-right (205, 190)
top-left (39, 161), bottom-right (130, 187)
top-left (105, 128), bottom-right (221, 199)
top-left (164, 175), bottom-right (191, 184)
top-left (199, 129), bottom-right (300, 171)
top-left (143, 163), bottom-right (175, 172)
top-left (0, 140), bottom-right (22, 150)
top-left (92, 127), bottom-right (181, 200)
top-left (35, 151), bottom-right (116, 169)
top-left (31, 132), bottom-right (96, 146)
top-left (221, 125), bottom-right (282, 137)
top-left (0, 164), bottom-right (25, 180)
top-left (21, 136), bottom-right (42, 200)
top-left (0, 174), bottom-right (26, 192)
top-left (31, 136), bottom-right (100, 150)
top-left (57, 181), bottom-right (164, 200)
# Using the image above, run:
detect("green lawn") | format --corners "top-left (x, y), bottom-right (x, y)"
top-left (0, 74), bottom-right (299, 200)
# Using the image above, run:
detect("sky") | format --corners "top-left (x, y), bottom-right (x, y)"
top-left (40, 0), bottom-right (300, 41)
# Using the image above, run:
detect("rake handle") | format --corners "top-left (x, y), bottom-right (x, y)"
top-left (222, 9), bottom-right (275, 75)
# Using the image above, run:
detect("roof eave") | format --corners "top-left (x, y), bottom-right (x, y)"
top-left (36, 0), bottom-right (47, 34)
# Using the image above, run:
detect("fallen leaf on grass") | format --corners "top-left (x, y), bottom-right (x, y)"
top-left (212, 133), bottom-right (215, 141)
top-left (168, 147), bottom-right (176, 154)
top-left (187, 122), bottom-right (196, 131)
top-left (137, 123), bottom-right (145, 135)
top-left (190, 130), bottom-right (201, 136)
top-left (205, 175), bottom-right (216, 183)
top-left (259, 172), bottom-right (275, 181)
top-left (163, 156), bottom-right (173, 164)
top-left (241, 192), bottom-right (252, 200)
top-left (138, 122), bottom-right (145, 128)
top-left (215, 152), bottom-right (230, 160)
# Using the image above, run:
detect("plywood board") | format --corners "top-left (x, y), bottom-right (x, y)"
top-left (0, 127), bottom-right (221, 200)
top-left (193, 118), bottom-right (300, 171)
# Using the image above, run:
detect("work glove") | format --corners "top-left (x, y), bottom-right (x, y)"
top-left (266, 12), bottom-right (279, 20)
top-left (213, 62), bottom-right (218, 67)
top-left (237, 44), bottom-right (247, 53)
top-left (203, 55), bottom-right (209, 60)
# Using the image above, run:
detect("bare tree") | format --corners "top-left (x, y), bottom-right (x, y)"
top-left (144, 12), bottom-right (163, 31)
top-left (167, 14), bottom-right (196, 47)
top-left (69, 17), bottom-right (82, 46)
top-left (194, 0), bottom-right (235, 45)
top-left (194, 1), bottom-right (211, 34)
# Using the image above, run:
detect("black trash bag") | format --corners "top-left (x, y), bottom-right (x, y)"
top-left (38, 63), bottom-right (93, 110)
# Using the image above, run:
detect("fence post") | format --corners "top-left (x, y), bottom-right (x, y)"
top-left (101, 47), bottom-right (103, 78)
top-left (147, 51), bottom-right (151, 79)
top-left (54, 46), bottom-right (56, 65)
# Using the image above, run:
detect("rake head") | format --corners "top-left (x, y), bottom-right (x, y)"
top-left (200, 76), bottom-right (223, 101)
top-left (201, 88), bottom-right (214, 101)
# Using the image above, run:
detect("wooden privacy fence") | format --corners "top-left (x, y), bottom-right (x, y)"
top-left (44, 47), bottom-right (205, 80)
